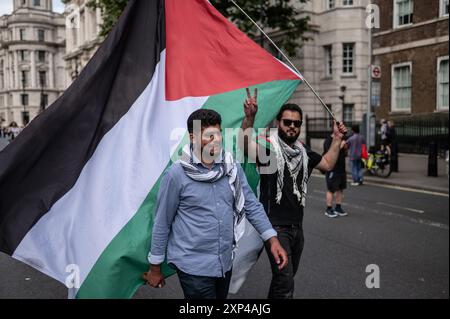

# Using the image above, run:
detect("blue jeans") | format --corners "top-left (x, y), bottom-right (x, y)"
top-left (176, 267), bottom-right (232, 299)
top-left (351, 159), bottom-right (364, 183)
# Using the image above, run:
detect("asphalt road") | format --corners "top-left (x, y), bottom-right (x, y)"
top-left (0, 175), bottom-right (448, 299)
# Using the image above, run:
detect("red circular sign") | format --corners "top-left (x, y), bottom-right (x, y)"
top-left (372, 66), bottom-right (381, 78)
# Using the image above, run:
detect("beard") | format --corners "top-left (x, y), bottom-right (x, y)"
top-left (278, 127), bottom-right (300, 144)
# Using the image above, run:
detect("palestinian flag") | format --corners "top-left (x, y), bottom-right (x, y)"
top-left (0, 0), bottom-right (302, 298)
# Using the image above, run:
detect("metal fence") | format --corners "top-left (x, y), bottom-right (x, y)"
top-left (305, 114), bottom-right (449, 157)
top-left (392, 114), bottom-right (449, 157)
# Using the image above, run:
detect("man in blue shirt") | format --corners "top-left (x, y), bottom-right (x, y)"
top-left (143, 109), bottom-right (287, 299)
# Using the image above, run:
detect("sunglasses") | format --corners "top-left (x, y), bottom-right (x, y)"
top-left (281, 119), bottom-right (303, 128)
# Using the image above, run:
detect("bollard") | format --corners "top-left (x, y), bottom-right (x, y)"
top-left (446, 150), bottom-right (449, 178)
top-left (428, 142), bottom-right (438, 177)
top-left (391, 142), bottom-right (399, 172)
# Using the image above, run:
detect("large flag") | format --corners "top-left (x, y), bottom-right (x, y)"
top-left (0, 0), bottom-right (301, 298)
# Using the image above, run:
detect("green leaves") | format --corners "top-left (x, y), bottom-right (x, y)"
top-left (212, 0), bottom-right (310, 57)
top-left (90, 0), bottom-right (310, 57)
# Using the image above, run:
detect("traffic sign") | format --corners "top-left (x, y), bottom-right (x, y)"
top-left (371, 65), bottom-right (381, 79)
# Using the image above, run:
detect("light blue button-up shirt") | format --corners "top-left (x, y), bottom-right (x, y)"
top-left (148, 158), bottom-right (277, 278)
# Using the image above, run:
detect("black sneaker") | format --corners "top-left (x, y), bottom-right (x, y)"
top-left (334, 207), bottom-right (348, 217)
top-left (325, 207), bottom-right (338, 218)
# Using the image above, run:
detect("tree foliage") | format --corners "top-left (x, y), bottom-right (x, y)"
top-left (89, 0), bottom-right (310, 57)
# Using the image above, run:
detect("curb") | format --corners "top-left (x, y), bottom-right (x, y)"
top-left (311, 173), bottom-right (449, 195)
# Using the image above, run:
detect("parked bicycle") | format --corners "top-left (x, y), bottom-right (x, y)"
top-left (363, 147), bottom-right (392, 178)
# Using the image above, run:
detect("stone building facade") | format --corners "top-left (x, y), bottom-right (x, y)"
top-left (0, 0), bottom-right (66, 126)
top-left (63, 0), bottom-right (102, 82)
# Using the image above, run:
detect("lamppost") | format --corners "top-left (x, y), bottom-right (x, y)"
top-left (39, 70), bottom-right (46, 113)
top-left (339, 85), bottom-right (347, 126)
top-left (71, 56), bottom-right (80, 80)
top-left (21, 70), bottom-right (29, 126)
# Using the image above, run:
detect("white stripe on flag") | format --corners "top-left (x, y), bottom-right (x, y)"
top-left (13, 50), bottom-right (208, 296)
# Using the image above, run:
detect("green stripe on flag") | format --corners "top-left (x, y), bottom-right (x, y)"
top-left (76, 79), bottom-right (300, 298)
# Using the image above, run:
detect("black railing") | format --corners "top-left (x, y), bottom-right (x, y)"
top-left (304, 115), bottom-right (361, 146)
top-left (392, 114), bottom-right (449, 157)
top-left (305, 113), bottom-right (449, 157)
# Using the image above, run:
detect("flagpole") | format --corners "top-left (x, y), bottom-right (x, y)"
top-left (229, 0), bottom-right (337, 122)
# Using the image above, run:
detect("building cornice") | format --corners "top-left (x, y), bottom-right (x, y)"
top-left (373, 35), bottom-right (449, 55)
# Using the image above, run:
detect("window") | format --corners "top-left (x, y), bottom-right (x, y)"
top-left (394, 0), bottom-right (413, 28)
top-left (19, 50), bottom-right (29, 62)
top-left (37, 29), bottom-right (45, 42)
top-left (342, 43), bottom-right (354, 74)
top-left (440, 0), bottom-right (449, 16)
top-left (21, 70), bottom-right (30, 87)
top-left (343, 0), bottom-right (354, 5)
top-left (391, 62), bottom-right (412, 112)
top-left (343, 104), bottom-right (354, 123)
top-left (38, 50), bottom-right (46, 63)
top-left (21, 0), bottom-right (26, 6)
top-left (437, 57), bottom-right (449, 110)
top-left (19, 29), bottom-right (26, 41)
top-left (39, 71), bottom-right (47, 87)
top-left (326, 0), bottom-right (335, 10)
top-left (33, 0), bottom-right (41, 6)
top-left (324, 45), bottom-right (333, 77)
top-left (21, 94), bottom-right (29, 106)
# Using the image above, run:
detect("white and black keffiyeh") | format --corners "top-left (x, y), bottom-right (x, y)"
top-left (179, 144), bottom-right (246, 244)
top-left (269, 131), bottom-right (309, 207)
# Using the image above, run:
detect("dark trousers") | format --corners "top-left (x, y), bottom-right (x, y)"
top-left (176, 267), bottom-right (232, 299)
top-left (265, 225), bottom-right (304, 299)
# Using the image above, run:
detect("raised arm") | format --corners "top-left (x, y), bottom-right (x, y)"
top-left (316, 121), bottom-right (348, 172)
top-left (238, 88), bottom-right (260, 163)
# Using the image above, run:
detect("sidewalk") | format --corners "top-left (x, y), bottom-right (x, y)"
top-left (350, 153), bottom-right (449, 194)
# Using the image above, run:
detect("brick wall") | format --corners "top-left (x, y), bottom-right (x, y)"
top-left (375, 42), bottom-right (449, 119)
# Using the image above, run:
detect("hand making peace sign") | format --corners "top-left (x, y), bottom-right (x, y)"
top-left (244, 87), bottom-right (258, 119)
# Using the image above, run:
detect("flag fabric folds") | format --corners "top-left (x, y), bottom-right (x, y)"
top-left (0, 0), bottom-right (301, 298)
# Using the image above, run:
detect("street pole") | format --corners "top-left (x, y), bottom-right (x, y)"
top-left (21, 72), bottom-right (26, 126)
top-left (40, 74), bottom-right (45, 113)
top-left (367, 21), bottom-right (373, 147)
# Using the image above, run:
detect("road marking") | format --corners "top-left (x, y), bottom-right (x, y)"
top-left (376, 202), bottom-right (425, 214)
top-left (308, 194), bottom-right (449, 230)
top-left (311, 174), bottom-right (449, 198)
top-left (363, 182), bottom-right (449, 198)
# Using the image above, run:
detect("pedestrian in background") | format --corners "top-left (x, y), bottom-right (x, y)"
top-left (323, 132), bottom-right (348, 218)
top-left (346, 125), bottom-right (366, 186)
top-left (380, 119), bottom-right (391, 156)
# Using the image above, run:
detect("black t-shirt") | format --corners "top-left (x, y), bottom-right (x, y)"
top-left (323, 135), bottom-right (346, 174)
top-left (258, 143), bottom-right (322, 226)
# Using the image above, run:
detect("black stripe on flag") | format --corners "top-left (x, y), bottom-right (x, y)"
top-left (0, 0), bottom-right (166, 255)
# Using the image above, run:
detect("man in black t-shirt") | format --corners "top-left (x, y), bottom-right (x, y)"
top-left (240, 88), bottom-right (347, 299)
top-left (323, 134), bottom-right (348, 218)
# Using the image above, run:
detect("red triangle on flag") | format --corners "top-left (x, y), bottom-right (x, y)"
top-left (165, 0), bottom-right (300, 101)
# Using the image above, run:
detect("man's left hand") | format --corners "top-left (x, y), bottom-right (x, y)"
top-left (267, 237), bottom-right (288, 270)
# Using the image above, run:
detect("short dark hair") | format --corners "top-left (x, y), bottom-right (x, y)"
top-left (276, 103), bottom-right (303, 121)
top-left (187, 109), bottom-right (222, 133)
top-left (352, 124), bottom-right (360, 133)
